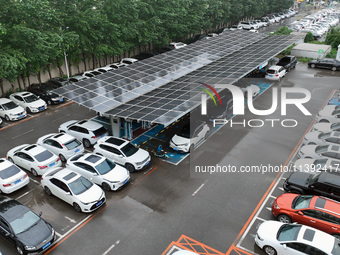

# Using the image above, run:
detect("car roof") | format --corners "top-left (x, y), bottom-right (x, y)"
top-left (0, 158), bottom-right (13, 169)
top-left (0, 197), bottom-right (31, 222)
top-left (23, 144), bottom-right (47, 156)
top-left (312, 196), bottom-right (340, 215)
top-left (102, 137), bottom-right (128, 147)
top-left (13, 92), bottom-right (33, 97)
top-left (46, 168), bottom-right (79, 183)
top-left (72, 153), bottom-right (103, 165)
top-left (75, 120), bottom-right (102, 130)
top-left (0, 98), bottom-right (12, 104)
top-left (52, 133), bottom-right (76, 143)
top-left (268, 65), bottom-right (282, 70)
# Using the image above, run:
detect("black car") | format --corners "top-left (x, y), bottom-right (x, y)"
top-left (0, 196), bottom-right (55, 254)
top-left (308, 58), bottom-right (340, 71)
top-left (283, 171), bottom-right (340, 202)
top-left (47, 77), bottom-right (72, 88)
top-left (276, 55), bottom-right (297, 71)
top-left (27, 83), bottom-right (64, 105)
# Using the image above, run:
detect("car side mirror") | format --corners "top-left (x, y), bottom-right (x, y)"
top-left (66, 192), bottom-right (71, 195)
top-left (282, 244), bottom-right (287, 250)
top-left (39, 212), bottom-right (42, 217)
top-left (93, 173), bottom-right (98, 176)
top-left (297, 211), bottom-right (304, 216)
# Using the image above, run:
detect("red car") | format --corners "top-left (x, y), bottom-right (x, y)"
top-left (272, 193), bottom-right (340, 239)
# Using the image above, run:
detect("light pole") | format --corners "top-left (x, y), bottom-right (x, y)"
top-left (61, 27), bottom-right (70, 78)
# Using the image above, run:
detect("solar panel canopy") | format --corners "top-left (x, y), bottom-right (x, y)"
top-left (54, 30), bottom-right (305, 126)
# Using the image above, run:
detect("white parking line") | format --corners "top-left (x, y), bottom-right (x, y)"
top-left (30, 178), bottom-right (41, 185)
top-left (257, 217), bottom-right (266, 222)
top-left (15, 191), bottom-right (30, 200)
top-left (52, 114), bottom-right (70, 122)
top-left (192, 181), bottom-right (207, 196)
top-left (65, 216), bottom-right (76, 224)
top-left (55, 215), bottom-right (92, 242)
top-left (102, 240), bottom-right (120, 255)
top-left (55, 231), bottom-right (62, 238)
top-left (12, 129), bottom-right (33, 139)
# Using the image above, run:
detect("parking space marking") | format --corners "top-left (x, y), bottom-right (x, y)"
top-left (15, 191), bottom-right (30, 200)
top-left (102, 240), bottom-right (120, 255)
top-left (29, 178), bottom-right (41, 185)
top-left (12, 129), bottom-right (33, 139)
top-left (192, 181), bottom-right (207, 196)
top-left (55, 231), bottom-right (62, 238)
top-left (65, 216), bottom-right (76, 224)
top-left (52, 113), bottom-right (70, 122)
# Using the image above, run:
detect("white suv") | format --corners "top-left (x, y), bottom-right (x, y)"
top-left (238, 21), bottom-right (259, 30)
top-left (66, 153), bottom-right (130, 191)
top-left (58, 120), bottom-right (108, 148)
top-left (93, 136), bottom-right (151, 173)
top-left (37, 133), bottom-right (84, 162)
top-left (0, 98), bottom-right (27, 121)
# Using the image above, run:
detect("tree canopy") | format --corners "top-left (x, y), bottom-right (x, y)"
top-left (0, 0), bottom-right (294, 91)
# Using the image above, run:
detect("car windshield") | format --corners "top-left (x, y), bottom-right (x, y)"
top-left (332, 123), bottom-right (340, 130)
top-left (2, 101), bottom-right (18, 110)
top-left (319, 132), bottom-right (331, 139)
top-left (315, 145), bottom-right (329, 153)
top-left (292, 195), bottom-right (313, 209)
top-left (64, 139), bottom-right (81, 150)
top-left (93, 126), bottom-right (107, 137)
top-left (68, 176), bottom-right (93, 195)
top-left (9, 210), bottom-right (40, 235)
top-left (332, 239), bottom-right (340, 255)
top-left (95, 158), bottom-right (115, 175)
top-left (314, 158), bottom-right (328, 170)
top-left (277, 224), bottom-right (301, 241)
top-left (34, 150), bottom-right (54, 162)
top-left (24, 94), bottom-right (39, 103)
top-left (121, 143), bottom-right (138, 157)
top-left (0, 165), bottom-right (21, 179)
top-left (309, 173), bottom-right (321, 185)
top-left (278, 57), bottom-right (291, 63)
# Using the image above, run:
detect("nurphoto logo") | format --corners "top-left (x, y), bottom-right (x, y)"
top-left (200, 83), bottom-right (312, 128)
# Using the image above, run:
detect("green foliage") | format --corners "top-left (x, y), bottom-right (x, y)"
top-left (297, 57), bottom-right (313, 63)
top-left (0, 0), bottom-right (295, 86)
top-left (326, 48), bottom-right (337, 59)
top-left (304, 32), bottom-right (314, 43)
top-left (325, 27), bottom-right (340, 50)
top-left (272, 26), bottom-right (293, 35)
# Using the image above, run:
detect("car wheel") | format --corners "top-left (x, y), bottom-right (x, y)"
top-left (16, 245), bottom-right (24, 255)
top-left (26, 107), bottom-right (31, 114)
top-left (125, 163), bottom-right (135, 173)
top-left (73, 203), bottom-right (82, 212)
top-left (318, 119), bottom-right (329, 123)
top-left (31, 168), bottom-right (38, 177)
top-left (277, 214), bottom-right (292, 223)
top-left (59, 154), bottom-right (66, 163)
top-left (44, 186), bottom-right (52, 196)
top-left (307, 142), bottom-right (316, 145)
top-left (7, 157), bottom-right (14, 163)
top-left (264, 246), bottom-right (277, 255)
top-left (5, 115), bottom-right (10, 121)
top-left (332, 67), bottom-right (337, 71)
top-left (83, 138), bottom-right (91, 148)
top-left (102, 182), bottom-right (111, 191)
top-left (60, 130), bottom-right (65, 133)
top-left (311, 64), bottom-right (316, 68)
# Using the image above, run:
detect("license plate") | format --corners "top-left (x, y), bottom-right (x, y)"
top-left (43, 242), bottom-right (51, 250)
top-left (18, 115), bottom-right (24, 118)
top-left (75, 148), bottom-right (80, 153)
top-left (39, 107), bottom-right (44, 110)
top-left (269, 75), bottom-right (273, 77)
top-left (96, 201), bottom-right (103, 207)
top-left (100, 134), bottom-right (105, 138)
top-left (49, 162), bottom-right (55, 167)
top-left (14, 179), bottom-right (21, 184)
top-left (145, 161), bottom-right (150, 166)
top-left (173, 148), bottom-right (179, 151)
top-left (123, 179), bottom-right (129, 185)
top-left (59, 99), bottom-right (64, 102)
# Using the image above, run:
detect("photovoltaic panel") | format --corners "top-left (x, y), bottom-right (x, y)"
top-left (54, 30), bottom-right (304, 126)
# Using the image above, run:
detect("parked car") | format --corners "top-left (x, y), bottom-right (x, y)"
top-left (317, 106), bottom-right (340, 123)
top-left (293, 158), bottom-right (340, 173)
top-left (106, 62), bottom-right (128, 69)
top-left (169, 42), bottom-right (187, 49)
top-left (303, 131), bottom-right (340, 146)
top-left (265, 65), bottom-right (286, 81)
top-left (41, 167), bottom-right (106, 212)
top-left (47, 77), bottom-right (72, 88)
top-left (0, 98), bottom-right (27, 121)
top-left (283, 171), bottom-right (340, 201)
top-left (276, 55), bottom-right (297, 71)
top-left (0, 196), bottom-right (55, 255)
top-left (37, 133), bottom-right (84, 162)
top-left (58, 119), bottom-right (108, 148)
top-left (94, 66), bottom-right (114, 73)
top-left (9, 92), bottom-right (47, 114)
top-left (313, 122), bottom-right (340, 133)
top-left (27, 83), bottom-right (64, 105)
top-left (298, 144), bottom-right (340, 160)
top-left (308, 58), bottom-right (340, 71)
top-left (272, 193), bottom-right (340, 239)
top-left (255, 220), bottom-right (340, 255)
top-left (120, 58), bottom-right (138, 65)
top-left (82, 70), bottom-right (102, 78)
top-left (237, 21), bottom-right (258, 30)
top-left (170, 121), bottom-right (210, 153)
top-left (0, 158), bottom-right (29, 194)
top-left (66, 153), bottom-right (130, 191)
top-left (94, 136), bottom-right (150, 173)
top-left (7, 144), bottom-right (61, 176)
top-left (68, 75), bottom-right (88, 83)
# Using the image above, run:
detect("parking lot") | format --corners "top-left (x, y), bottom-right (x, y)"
top-left (0, 61), bottom-right (339, 255)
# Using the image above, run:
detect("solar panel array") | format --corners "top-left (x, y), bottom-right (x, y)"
top-left (54, 30), bottom-right (304, 126)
